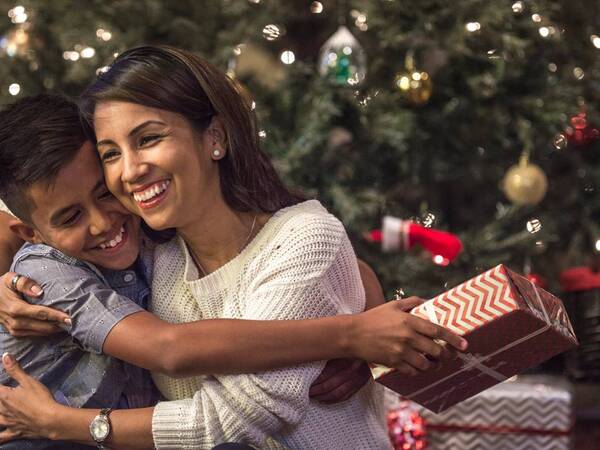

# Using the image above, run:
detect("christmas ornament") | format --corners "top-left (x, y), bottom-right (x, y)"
top-left (564, 111), bottom-right (599, 147)
top-left (366, 217), bottom-right (463, 264)
top-left (387, 401), bottom-right (427, 450)
top-left (318, 26), bottom-right (366, 86)
top-left (395, 51), bottom-right (432, 106)
top-left (502, 153), bottom-right (548, 205)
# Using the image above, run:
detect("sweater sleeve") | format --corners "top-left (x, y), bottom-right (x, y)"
top-left (151, 210), bottom-right (366, 449)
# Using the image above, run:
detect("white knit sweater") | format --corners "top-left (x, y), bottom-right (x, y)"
top-left (149, 200), bottom-right (390, 449)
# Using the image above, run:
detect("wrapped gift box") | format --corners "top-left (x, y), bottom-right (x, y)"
top-left (373, 264), bottom-right (578, 412)
top-left (385, 376), bottom-right (573, 450)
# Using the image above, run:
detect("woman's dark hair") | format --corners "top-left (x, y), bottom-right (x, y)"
top-left (80, 45), bottom-right (304, 214)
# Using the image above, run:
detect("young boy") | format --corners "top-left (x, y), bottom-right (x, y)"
top-left (0, 94), bottom-right (458, 448)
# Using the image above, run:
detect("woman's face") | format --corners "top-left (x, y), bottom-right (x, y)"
top-left (94, 101), bottom-right (223, 231)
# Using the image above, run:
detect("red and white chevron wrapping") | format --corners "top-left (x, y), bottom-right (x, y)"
top-left (385, 376), bottom-right (573, 450)
top-left (372, 264), bottom-right (578, 413)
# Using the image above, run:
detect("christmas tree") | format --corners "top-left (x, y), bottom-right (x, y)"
top-left (1, 0), bottom-right (598, 298)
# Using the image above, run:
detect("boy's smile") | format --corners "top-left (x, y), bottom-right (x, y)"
top-left (24, 141), bottom-right (141, 271)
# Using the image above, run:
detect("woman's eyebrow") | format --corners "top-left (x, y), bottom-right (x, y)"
top-left (96, 120), bottom-right (168, 147)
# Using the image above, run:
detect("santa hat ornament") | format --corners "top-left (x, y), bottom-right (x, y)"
top-left (366, 216), bottom-right (463, 266)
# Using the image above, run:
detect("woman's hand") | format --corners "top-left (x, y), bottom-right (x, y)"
top-left (309, 358), bottom-right (371, 404)
top-left (0, 353), bottom-right (60, 443)
top-left (349, 296), bottom-right (467, 376)
top-left (0, 272), bottom-right (69, 337)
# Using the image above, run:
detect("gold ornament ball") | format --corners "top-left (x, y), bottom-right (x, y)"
top-left (503, 162), bottom-right (548, 205)
top-left (395, 70), bottom-right (432, 105)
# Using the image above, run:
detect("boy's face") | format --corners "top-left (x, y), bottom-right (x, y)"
top-left (23, 141), bottom-right (141, 270)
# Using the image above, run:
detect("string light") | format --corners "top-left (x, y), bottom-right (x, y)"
top-left (63, 51), bottom-right (80, 61)
top-left (465, 22), bottom-right (481, 32)
top-left (433, 255), bottom-right (450, 266)
top-left (422, 213), bottom-right (436, 228)
top-left (591, 35), bottom-right (600, 49)
top-left (8, 5), bottom-right (27, 24)
top-left (526, 219), bottom-right (542, 233)
top-left (512, 1), bottom-right (524, 13)
top-left (262, 24), bottom-right (281, 41)
top-left (80, 47), bottom-right (96, 58)
top-left (573, 67), bottom-right (585, 80)
top-left (595, 239), bottom-right (600, 252)
top-left (310, 1), bottom-right (323, 14)
top-left (531, 14), bottom-right (542, 23)
top-left (258, 130), bottom-right (267, 138)
top-left (96, 28), bottom-right (112, 41)
top-left (8, 83), bottom-right (20, 96)
top-left (280, 50), bottom-right (295, 64)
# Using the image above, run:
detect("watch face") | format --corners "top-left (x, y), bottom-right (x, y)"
top-left (91, 417), bottom-right (110, 441)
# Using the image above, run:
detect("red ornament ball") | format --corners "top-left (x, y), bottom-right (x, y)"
top-left (565, 112), bottom-right (600, 147)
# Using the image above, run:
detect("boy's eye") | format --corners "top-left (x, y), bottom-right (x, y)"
top-left (62, 211), bottom-right (80, 226)
top-left (99, 190), bottom-right (114, 200)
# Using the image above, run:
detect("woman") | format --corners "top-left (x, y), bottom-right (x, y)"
top-left (0, 46), bottom-right (465, 449)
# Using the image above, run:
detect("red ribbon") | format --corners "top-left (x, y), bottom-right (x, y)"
top-left (427, 423), bottom-right (572, 436)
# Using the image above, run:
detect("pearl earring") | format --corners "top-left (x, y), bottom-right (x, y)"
top-left (212, 149), bottom-right (221, 157)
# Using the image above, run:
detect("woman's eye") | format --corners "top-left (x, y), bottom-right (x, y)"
top-left (100, 149), bottom-right (119, 162)
top-left (139, 134), bottom-right (163, 147)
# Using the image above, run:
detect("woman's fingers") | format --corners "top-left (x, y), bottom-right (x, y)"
top-left (310, 360), bottom-right (370, 403)
top-left (1, 353), bottom-right (29, 387)
top-left (410, 316), bottom-right (468, 351)
top-left (4, 316), bottom-right (64, 336)
top-left (394, 296), bottom-right (424, 312)
top-left (9, 273), bottom-right (43, 298)
top-left (0, 429), bottom-right (20, 444)
top-left (309, 359), bottom-right (361, 397)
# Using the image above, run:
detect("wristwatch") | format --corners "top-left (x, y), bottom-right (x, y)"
top-left (89, 408), bottom-right (113, 449)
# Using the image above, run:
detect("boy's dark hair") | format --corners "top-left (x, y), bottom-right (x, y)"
top-left (0, 94), bottom-right (88, 223)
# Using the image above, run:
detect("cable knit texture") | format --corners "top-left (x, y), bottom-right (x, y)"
top-left (149, 200), bottom-right (390, 449)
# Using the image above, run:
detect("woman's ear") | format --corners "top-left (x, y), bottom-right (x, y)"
top-left (207, 116), bottom-right (227, 160)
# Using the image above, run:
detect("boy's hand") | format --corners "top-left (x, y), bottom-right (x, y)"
top-left (349, 296), bottom-right (467, 375)
top-left (309, 358), bottom-right (371, 404)
top-left (0, 272), bottom-right (69, 337)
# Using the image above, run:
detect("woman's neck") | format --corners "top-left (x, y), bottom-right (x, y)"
top-left (177, 205), bottom-right (258, 275)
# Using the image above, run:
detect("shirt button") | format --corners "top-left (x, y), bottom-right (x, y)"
top-left (123, 273), bottom-right (134, 283)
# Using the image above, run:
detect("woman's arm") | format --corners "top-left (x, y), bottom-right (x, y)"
top-left (357, 259), bottom-right (385, 310)
top-left (0, 354), bottom-right (154, 450)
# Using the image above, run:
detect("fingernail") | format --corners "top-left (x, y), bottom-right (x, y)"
top-left (64, 318), bottom-right (72, 326)
top-left (2, 352), bottom-right (14, 367)
top-left (31, 285), bottom-right (43, 295)
top-left (460, 338), bottom-right (468, 350)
